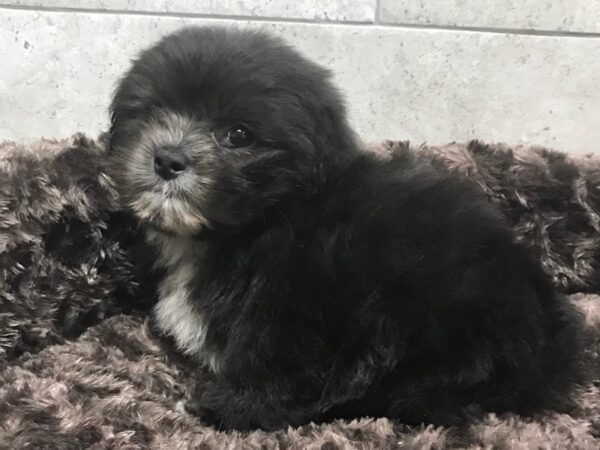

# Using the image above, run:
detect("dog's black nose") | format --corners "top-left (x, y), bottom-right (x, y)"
top-left (154, 146), bottom-right (190, 180)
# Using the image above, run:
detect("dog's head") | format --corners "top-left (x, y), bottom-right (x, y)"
top-left (109, 26), bottom-right (358, 236)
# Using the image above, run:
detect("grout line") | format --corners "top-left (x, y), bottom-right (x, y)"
top-left (378, 21), bottom-right (600, 38)
top-left (1, 3), bottom-right (600, 38)
top-left (0, 3), bottom-right (370, 25)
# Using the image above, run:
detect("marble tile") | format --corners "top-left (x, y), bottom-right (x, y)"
top-left (1, 9), bottom-right (599, 155)
top-left (379, 0), bottom-right (600, 33)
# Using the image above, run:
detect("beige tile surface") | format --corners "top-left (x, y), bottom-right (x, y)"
top-left (3, 0), bottom-right (376, 22)
top-left (379, 0), bottom-right (600, 33)
top-left (1, 9), bottom-right (599, 154)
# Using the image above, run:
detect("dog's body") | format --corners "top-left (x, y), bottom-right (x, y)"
top-left (109, 27), bottom-right (581, 431)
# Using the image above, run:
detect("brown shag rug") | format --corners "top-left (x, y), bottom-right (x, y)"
top-left (0, 135), bottom-right (599, 449)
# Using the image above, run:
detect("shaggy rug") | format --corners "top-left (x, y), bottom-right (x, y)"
top-left (0, 135), bottom-right (599, 449)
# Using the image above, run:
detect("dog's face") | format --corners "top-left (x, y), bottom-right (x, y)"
top-left (109, 27), bottom-right (357, 236)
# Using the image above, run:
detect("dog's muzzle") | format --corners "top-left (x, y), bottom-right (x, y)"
top-left (153, 145), bottom-right (192, 180)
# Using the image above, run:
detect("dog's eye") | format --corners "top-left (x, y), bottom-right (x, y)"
top-left (220, 125), bottom-right (254, 148)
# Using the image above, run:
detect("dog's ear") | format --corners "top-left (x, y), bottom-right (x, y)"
top-left (310, 97), bottom-right (361, 181)
top-left (108, 78), bottom-right (131, 153)
top-left (107, 111), bottom-right (118, 154)
top-left (107, 69), bottom-right (147, 154)
top-left (320, 103), bottom-right (358, 153)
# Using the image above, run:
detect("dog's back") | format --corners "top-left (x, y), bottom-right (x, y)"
top-left (316, 149), bottom-right (583, 424)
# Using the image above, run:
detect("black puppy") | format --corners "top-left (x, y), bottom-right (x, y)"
top-left (109, 26), bottom-right (581, 431)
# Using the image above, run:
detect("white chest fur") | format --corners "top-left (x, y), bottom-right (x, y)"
top-left (147, 230), bottom-right (220, 372)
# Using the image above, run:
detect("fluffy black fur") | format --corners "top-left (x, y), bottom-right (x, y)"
top-left (108, 26), bottom-right (582, 431)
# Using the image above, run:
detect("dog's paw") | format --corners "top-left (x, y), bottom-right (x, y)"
top-left (175, 400), bottom-right (188, 414)
top-left (178, 398), bottom-right (222, 428)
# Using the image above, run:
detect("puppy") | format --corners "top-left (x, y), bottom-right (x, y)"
top-left (108, 26), bottom-right (581, 431)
